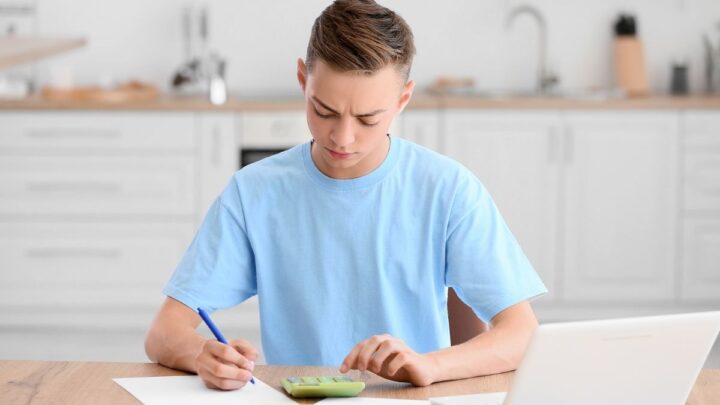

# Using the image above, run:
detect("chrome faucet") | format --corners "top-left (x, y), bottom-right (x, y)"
top-left (506, 5), bottom-right (559, 95)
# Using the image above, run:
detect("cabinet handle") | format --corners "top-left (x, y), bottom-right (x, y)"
top-left (700, 186), bottom-right (720, 196)
top-left (548, 128), bottom-right (560, 164)
top-left (25, 181), bottom-right (122, 194)
top-left (25, 129), bottom-right (120, 140)
top-left (26, 248), bottom-right (122, 259)
top-left (564, 128), bottom-right (574, 165)
top-left (212, 125), bottom-right (221, 166)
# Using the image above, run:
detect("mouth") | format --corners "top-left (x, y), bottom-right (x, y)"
top-left (326, 148), bottom-right (355, 160)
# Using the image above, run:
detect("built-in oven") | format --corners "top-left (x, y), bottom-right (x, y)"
top-left (240, 147), bottom-right (288, 168)
top-left (236, 111), bottom-right (311, 170)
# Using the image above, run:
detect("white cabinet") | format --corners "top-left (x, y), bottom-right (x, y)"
top-left (443, 110), bottom-right (561, 302)
top-left (0, 222), bottom-right (192, 315)
top-left (562, 112), bottom-right (678, 302)
top-left (197, 113), bottom-right (238, 222)
top-left (0, 155), bottom-right (196, 216)
top-left (0, 111), bottom-right (228, 361)
top-left (682, 219), bottom-right (720, 301)
top-left (681, 111), bottom-right (720, 301)
top-left (442, 109), bottom-right (683, 310)
top-left (0, 112), bottom-right (196, 151)
top-left (238, 111), bottom-right (311, 148)
top-left (399, 109), bottom-right (441, 151)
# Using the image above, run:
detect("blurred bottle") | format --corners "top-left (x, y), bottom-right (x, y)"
top-left (614, 14), bottom-right (649, 97)
top-left (208, 54), bottom-right (226, 105)
top-left (670, 60), bottom-right (689, 95)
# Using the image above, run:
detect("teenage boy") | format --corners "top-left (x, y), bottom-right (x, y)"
top-left (145, 0), bottom-right (546, 390)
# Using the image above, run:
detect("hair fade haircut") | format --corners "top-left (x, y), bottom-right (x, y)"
top-left (305, 0), bottom-right (416, 81)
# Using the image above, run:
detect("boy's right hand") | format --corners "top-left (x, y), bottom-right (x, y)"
top-left (195, 338), bottom-right (258, 390)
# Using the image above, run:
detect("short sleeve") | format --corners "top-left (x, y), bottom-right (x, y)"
top-left (163, 177), bottom-right (257, 313)
top-left (445, 172), bottom-right (547, 322)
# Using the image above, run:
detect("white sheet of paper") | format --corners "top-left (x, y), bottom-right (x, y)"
top-left (113, 375), bottom-right (297, 405)
top-left (428, 392), bottom-right (508, 405)
top-left (316, 398), bottom-right (429, 404)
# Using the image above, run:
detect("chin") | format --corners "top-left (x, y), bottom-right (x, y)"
top-left (326, 158), bottom-right (359, 169)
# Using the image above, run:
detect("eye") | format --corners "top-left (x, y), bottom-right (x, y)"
top-left (313, 107), bottom-right (334, 119)
top-left (359, 120), bottom-right (379, 127)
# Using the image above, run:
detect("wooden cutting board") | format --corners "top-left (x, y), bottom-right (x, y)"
top-left (41, 81), bottom-right (159, 103)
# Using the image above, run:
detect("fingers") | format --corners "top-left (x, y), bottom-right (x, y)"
top-left (340, 340), bottom-right (365, 373)
top-left (386, 351), bottom-right (411, 376)
top-left (367, 340), bottom-right (401, 373)
top-left (199, 365), bottom-right (253, 390)
top-left (196, 339), bottom-right (255, 391)
top-left (229, 339), bottom-right (259, 362)
top-left (205, 340), bottom-right (254, 370)
top-left (341, 334), bottom-right (400, 373)
top-left (356, 335), bottom-right (392, 371)
top-left (198, 358), bottom-right (254, 382)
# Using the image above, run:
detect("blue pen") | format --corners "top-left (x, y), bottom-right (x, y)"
top-left (197, 307), bottom-right (256, 385)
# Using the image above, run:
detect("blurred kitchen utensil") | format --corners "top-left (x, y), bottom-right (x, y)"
top-left (172, 3), bottom-right (227, 104)
top-left (614, 13), bottom-right (649, 97)
top-left (703, 22), bottom-right (720, 94)
top-left (208, 53), bottom-right (226, 105)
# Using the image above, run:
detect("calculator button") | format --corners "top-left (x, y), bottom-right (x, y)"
top-left (301, 376), bottom-right (319, 384)
top-left (333, 376), bottom-right (352, 382)
top-left (318, 377), bottom-right (334, 384)
top-left (287, 377), bottom-right (300, 383)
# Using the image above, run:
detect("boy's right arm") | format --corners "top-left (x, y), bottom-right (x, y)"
top-left (145, 297), bottom-right (258, 390)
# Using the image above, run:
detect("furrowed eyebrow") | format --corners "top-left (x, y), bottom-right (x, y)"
top-left (311, 96), bottom-right (386, 118)
top-left (311, 96), bottom-right (339, 114)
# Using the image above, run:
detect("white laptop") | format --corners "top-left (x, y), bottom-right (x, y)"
top-left (430, 311), bottom-right (720, 405)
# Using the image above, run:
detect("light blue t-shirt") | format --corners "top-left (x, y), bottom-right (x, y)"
top-left (164, 136), bottom-right (546, 366)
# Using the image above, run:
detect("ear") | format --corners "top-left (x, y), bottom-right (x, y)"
top-left (397, 79), bottom-right (415, 114)
top-left (297, 58), bottom-right (307, 93)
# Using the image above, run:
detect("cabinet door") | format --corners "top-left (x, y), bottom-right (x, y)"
top-left (444, 110), bottom-right (561, 302)
top-left (0, 155), bottom-right (196, 217)
top-left (239, 111), bottom-right (311, 148)
top-left (399, 110), bottom-right (441, 151)
top-left (0, 223), bottom-right (195, 327)
top-left (681, 111), bottom-right (720, 302)
top-left (0, 111), bottom-right (195, 152)
top-left (562, 112), bottom-right (678, 302)
top-left (682, 219), bottom-right (720, 301)
top-left (197, 113), bottom-right (238, 223)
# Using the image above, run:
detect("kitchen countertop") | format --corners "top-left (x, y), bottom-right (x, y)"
top-left (1, 93), bottom-right (720, 111)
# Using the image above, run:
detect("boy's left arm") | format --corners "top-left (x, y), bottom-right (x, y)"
top-left (339, 300), bottom-right (538, 386)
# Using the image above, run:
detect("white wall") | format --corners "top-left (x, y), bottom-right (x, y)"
top-left (19, 0), bottom-right (720, 95)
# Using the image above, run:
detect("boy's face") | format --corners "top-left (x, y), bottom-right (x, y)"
top-left (297, 59), bottom-right (414, 179)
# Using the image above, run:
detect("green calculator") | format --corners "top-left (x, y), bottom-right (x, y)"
top-left (281, 375), bottom-right (365, 398)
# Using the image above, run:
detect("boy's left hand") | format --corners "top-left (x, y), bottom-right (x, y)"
top-left (339, 334), bottom-right (437, 386)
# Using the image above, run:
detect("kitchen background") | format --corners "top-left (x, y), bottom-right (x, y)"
top-left (6, 0), bottom-right (720, 94)
top-left (1, 0), bottom-right (720, 370)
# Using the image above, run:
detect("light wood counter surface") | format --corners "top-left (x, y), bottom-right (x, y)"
top-left (2, 94), bottom-right (720, 111)
top-left (0, 361), bottom-right (718, 404)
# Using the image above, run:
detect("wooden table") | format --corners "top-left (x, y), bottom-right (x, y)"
top-left (1, 361), bottom-right (718, 404)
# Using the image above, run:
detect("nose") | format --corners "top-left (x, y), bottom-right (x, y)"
top-left (330, 117), bottom-right (355, 149)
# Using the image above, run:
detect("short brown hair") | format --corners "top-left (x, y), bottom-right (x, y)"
top-left (305, 0), bottom-right (415, 81)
